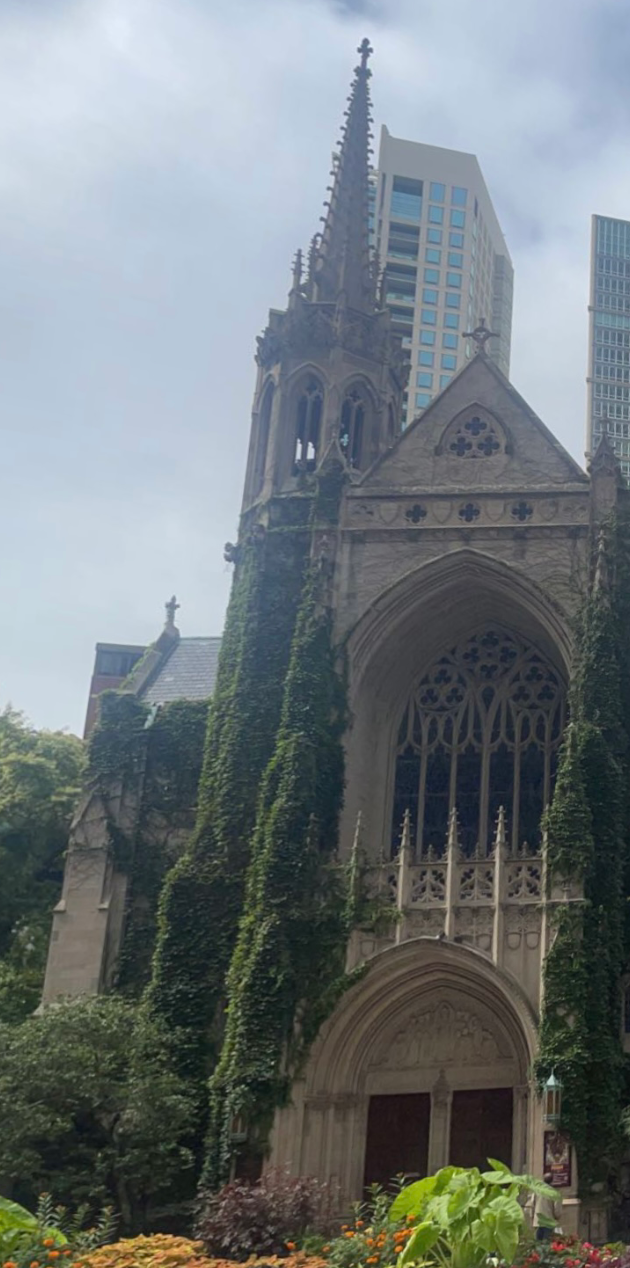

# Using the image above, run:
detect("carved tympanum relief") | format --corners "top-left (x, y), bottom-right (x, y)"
top-left (373, 1001), bottom-right (504, 1069)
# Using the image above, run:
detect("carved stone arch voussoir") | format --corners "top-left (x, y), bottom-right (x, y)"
top-left (284, 361), bottom-right (330, 392)
top-left (303, 939), bottom-right (538, 1098)
top-left (338, 372), bottom-right (381, 411)
top-left (345, 549), bottom-right (573, 708)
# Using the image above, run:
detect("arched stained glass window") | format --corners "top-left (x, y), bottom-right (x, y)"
top-left (390, 628), bottom-right (565, 858)
top-left (294, 376), bottom-right (323, 473)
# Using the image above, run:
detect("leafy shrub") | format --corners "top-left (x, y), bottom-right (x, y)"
top-left (321, 1184), bottom-right (408, 1268)
top-left (516, 1236), bottom-right (630, 1268)
top-left (0, 1193), bottom-right (114, 1268)
top-left (81, 1237), bottom-right (325, 1268)
top-left (80, 1234), bottom-right (208, 1268)
top-left (195, 1170), bottom-right (335, 1260)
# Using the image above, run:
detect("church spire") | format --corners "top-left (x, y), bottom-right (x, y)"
top-left (312, 38), bottom-right (374, 312)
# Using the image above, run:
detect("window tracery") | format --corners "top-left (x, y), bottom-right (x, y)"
top-left (442, 410), bottom-right (507, 460)
top-left (339, 385), bottom-right (366, 469)
top-left (390, 628), bottom-right (565, 859)
top-left (293, 376), bottom-right (323, 473)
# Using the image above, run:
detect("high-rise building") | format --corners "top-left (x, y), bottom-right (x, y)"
top-left (587, 213), bottom-right (630, 480)
top-left (375, 127), bottom-right (513, 426)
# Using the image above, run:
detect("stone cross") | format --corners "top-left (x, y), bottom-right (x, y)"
top-left (463, 317), bottom-right (498, 356)
top-left (165, 595), bottom-right (180, 629)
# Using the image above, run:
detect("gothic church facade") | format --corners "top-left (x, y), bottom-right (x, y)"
top-left (44, 40), bottom-right (626, 1235)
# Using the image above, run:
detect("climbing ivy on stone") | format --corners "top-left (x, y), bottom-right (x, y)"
top-left (146, 501), bottom-right (311, 1082)
top-left (201, 461), bottom-right (354, 1184)
top-left (116, 699), bottom-right (209, 996)
top-left (205, 564), bottom-right (349, 1184)
top-left (538, 519), bottom-right (630, 1190)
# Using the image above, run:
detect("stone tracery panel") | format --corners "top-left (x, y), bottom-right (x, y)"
top-left (441, 407), bottom-right (508, 461)
top-left (391, 628), bottom-right (565, 858)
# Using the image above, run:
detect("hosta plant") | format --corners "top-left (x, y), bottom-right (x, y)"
top-left (389, 1160), bottom-right (556, 1268)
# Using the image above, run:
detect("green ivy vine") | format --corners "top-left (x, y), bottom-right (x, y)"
top-left (203, 461), bottom-right (354, 1185)
top-left (537, 515), bottom-right (630, 1191)
top-left (146, 498), bottom-right (312, 1082)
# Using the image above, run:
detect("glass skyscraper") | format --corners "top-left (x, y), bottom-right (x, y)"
top-left (374, 127), bottom-right (513, 428)
top-left (587, 214), bottom-right (630, 480)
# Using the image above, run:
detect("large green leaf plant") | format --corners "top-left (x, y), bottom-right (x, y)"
top-left (389, 1161), bottom-right (556, 1268)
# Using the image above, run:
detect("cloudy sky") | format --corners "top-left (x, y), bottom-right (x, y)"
top-left (2, 0), bottom-right (629, 735)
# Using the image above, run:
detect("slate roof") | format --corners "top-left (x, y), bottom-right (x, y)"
top-left (140, 637), bottom-right (221, 705)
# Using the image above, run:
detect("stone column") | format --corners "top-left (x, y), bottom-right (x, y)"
top-left (428, 1069), bottom-right (451, 1173)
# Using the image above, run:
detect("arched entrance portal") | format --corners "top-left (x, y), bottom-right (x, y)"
top-left (268, 939), bottom-right (538, 1203)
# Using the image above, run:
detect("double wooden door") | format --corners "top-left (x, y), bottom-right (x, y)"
top-left (363, 1088), bottom-right (513, 1191)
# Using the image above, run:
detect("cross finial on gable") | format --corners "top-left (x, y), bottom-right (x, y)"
top-left (463, 316), bottom-right (498, 356)
top-left (164, 595), bottom-right (180, 630)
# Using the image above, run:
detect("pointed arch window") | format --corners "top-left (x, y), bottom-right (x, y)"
top-left (390, 628), bottom-right (565, 858)
top-left (253, 381), bottom-right (274, 496)
top-left (294, 376), bottom-right (323, 473)
top-left (339, 385), bottom-right (366, 469)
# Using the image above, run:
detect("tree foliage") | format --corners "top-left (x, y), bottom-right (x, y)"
top-left (0, 708), bottom-right (83, 1021)
top-left (0, 996), bottom-right (196, 1234)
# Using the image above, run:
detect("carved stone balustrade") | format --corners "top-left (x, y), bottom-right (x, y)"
top-left (347, 808), bottom-right (583, 1013)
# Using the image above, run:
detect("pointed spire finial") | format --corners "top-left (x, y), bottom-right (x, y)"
top-left (310, 39), bottom-right (375, 312)
top-left (594, 527), bottom-right (610, 597)
top-left (357, 36), bottom-right (373, 72)
top-left (494, 805), bottom-right (507, 854)
top-left (400, 806), bottom-right (412, 858)
top-left (447, 805), bottom-right (459, 854)
top-left (590, 413), bottom-right (623, 479)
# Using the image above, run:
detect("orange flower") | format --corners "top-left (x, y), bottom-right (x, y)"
top-left (43, 1241), bottom-right (55, 1249)
top-left (367, 1258), bottom-right (379, 1264)
top-left (3, 1260), bottom-right (18, 1268)
top-left (322, 1247), bottom-right (330, 1254)
top-left (344, 1231), bottom-right (355, 1239)
top-left (341, 1225), bottom-right (348, 1232)
top-left (30, 1262), bottom-right (41, 1267)
top-left (286, 1244), bottom-right (296, 1252)
top-left (355, 1220), bottom-right (364, 1228)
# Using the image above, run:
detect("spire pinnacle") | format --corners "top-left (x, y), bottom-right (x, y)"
top-left (311, 39), bottom-right (375, 312)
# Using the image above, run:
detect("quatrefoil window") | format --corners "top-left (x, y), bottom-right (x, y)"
top-left (442, 409), bottom-right (507, 460)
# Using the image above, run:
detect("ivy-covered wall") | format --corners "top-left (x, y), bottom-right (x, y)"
top-left (538, 515), bottom-right (630, 1191)
top-left (146, 499), bottom-right (312, 1082)
top-left (205, 565), bottom-right (350, 1182)
top-left (86, 692), bottom-right (209, 994)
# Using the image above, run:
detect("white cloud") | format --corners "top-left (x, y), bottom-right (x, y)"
top-left (1, 0), bottom-right (628, 731)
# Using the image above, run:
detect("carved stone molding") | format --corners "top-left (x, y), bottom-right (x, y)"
top-left (372, 1000), bottom-right (504, 1069)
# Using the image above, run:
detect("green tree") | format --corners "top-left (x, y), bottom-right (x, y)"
top-left (0, 708), bottom-right (83, 1020)
top-left (0, 996), bottom-right (196, 1233)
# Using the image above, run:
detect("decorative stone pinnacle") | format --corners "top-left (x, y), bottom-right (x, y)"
top-left (594, 528), bottom-right (610, 597)
top-left (164, 595), bottom-right (180, 629)
top-left (463, 316), bottom-right (498, 356)
top-left (494, 805), bottom-right (507, 852)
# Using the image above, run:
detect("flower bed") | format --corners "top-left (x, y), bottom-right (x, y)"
top-left (79, 1240), bottom-right (327, 1268)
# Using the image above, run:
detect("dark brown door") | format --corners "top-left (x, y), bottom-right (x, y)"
top-left (364, 1093), bottom-right (430, 1191)
top-left (449, 1088), bottom-right (513, 1170)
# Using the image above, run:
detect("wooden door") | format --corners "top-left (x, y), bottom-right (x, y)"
top-left (449, 1088), bottom-right (513, 1170)
top-left (364, 1093), bottom-right (430, 1192)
